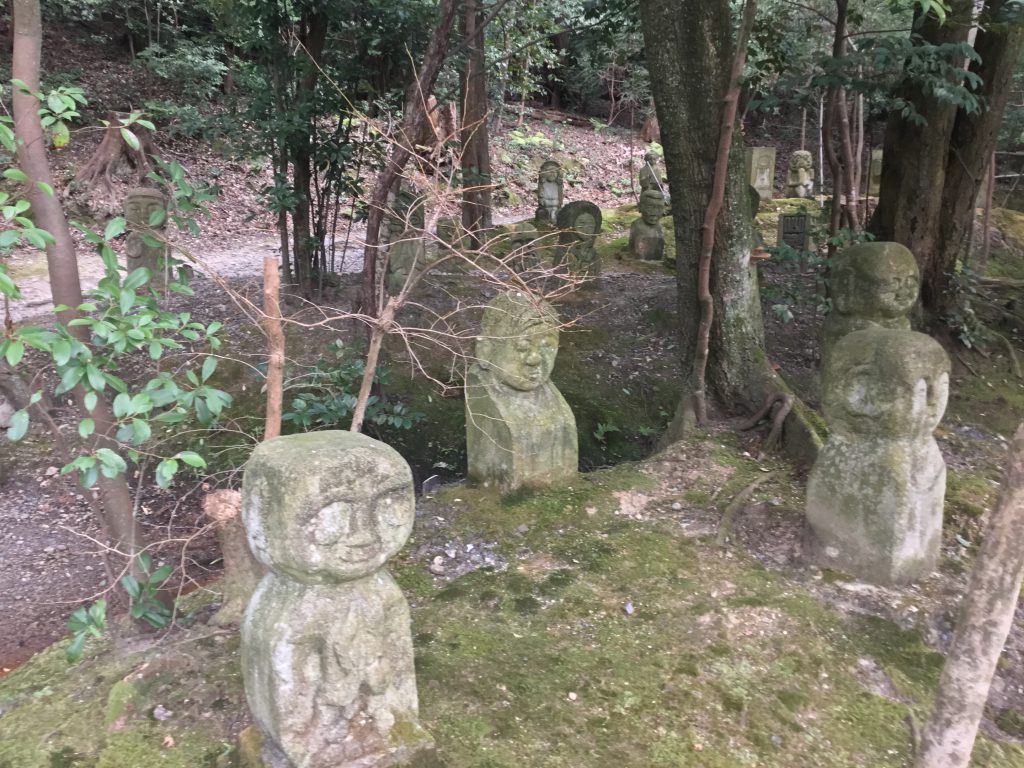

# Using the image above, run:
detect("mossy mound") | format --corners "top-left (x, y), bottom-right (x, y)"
top-left (988, 208), bottom-right (1024, 280)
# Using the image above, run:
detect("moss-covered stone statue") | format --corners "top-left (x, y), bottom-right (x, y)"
top-left (805, 328), bottom-right (950, 585)
top-left (628, 189), bottom-right (666, 261)
top-left (240, 431), bottom-right (431, 768)
top-left (466, 292), bottom-right (578, 491)
top-left (535, 159), bottom-right (564, 225)
top-left (638, 151), bottom-right (667, 196)
top-left (786, 150), bottom-right (814, 198)
top-left (387, 229), bottom-right (429, 295)
top-left (820, 241), bottom-right (918, 370)
top-left (553, 201), bottom-right (602, 277)
top-left (124, 187), bottom-right (169, 284)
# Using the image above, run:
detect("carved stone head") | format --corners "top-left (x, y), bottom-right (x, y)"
top-left (830, 241), bottom-right (919, 320)
top-left (242, 431), bottom-right (415, 584)
top-left (638, 189), bottom-right (665, 224)
top-left (823, 328), bottom-right (950, 439)
top-left (124, 188), bottom-right (167, 229)
top-left (475, 291), bottom-right (560, 392)
top-left (538, 159), bottom-right (562, 185)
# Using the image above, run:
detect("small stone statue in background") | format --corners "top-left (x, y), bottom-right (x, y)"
top-left (535, 160), bottom-right (564, 225)
top-left (387, 229), bottom-right (428, 295)
top-left (466, 291), bottom-right (577, 491)
top-left (806, 328), bottom-right (950, 585)
top-left (628, 189), bottom-right (666, 261)
top-left (820, 241), bottom-right (919, 370)
top-left (786, 150), bottom-right (814, 198)
top-left (554, 201), bottom-right (602, 277)
top-left (124, 187), bottom-right (169, 285)
top-left (638, 151), bottom-right (666, 196)
top-left (241, 431), bottom-right (431, 768)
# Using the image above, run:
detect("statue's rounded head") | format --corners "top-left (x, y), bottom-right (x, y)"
top-left (125, 187), bottom-right (167, 226)
top-left (823, 328), bottom-right (950, 438)
top-left (475, 291), bottom-right (560, 392)
top-left (643, 151), bottom-right (658, 165)
top-left (539, 159), bottom-right (562, 182)
top-left (830, 241), bottom-right (919, 318)
top-left (638, 189), bottom-right (665, 223)
top-left (242, 431), bottom-right (415, 583)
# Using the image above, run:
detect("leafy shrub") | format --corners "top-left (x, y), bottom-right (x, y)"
top-left (137, 41), bottom-right (227, 102)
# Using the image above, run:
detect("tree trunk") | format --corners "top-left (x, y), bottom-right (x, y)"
top-left (72, 113), bottom-right (156, 201)
top-left (460, 0), bottom-right (493, 247)
top-left (935, 1), bottom-right (1024, 292)
top-left (13, 0), bottom-right (144, 568)
top-left (915, 423), bottom-right (1024, 768)
top-left (262, 256), bottom-right (284, 440)
top-left (870, 1), bottom-right (973, 316)
top-left (358, 0), bottom-right (460, 315)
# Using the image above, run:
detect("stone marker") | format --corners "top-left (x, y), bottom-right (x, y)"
top-left (629, 189), bottom-right (666, 261)
top-left (387, 229), bottom-right (428, 294)
top-left (806, 328), bottom-right (950, 584)
top-left (124, 187), bottom-right (169, 285)
top-left (535, 159), bottom-right (564, 225)
top-left (466, 291), bottom-right (578, 491)
top-left (821, 241), bottom-right (919, 370)
top-left (786, 150), bottom-right (814, 198)
top-left (868, 149), bottom-right (883, 196)
top-left (241, 431), bottom-right (430, 768)
top-left (746, 147), bottom-right (776, 200)
top-left (553, 201), bottom-right (602, 277)
top-left (777, 212), bottom-right (810, 251)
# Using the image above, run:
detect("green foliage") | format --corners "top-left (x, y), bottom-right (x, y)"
top-left (121, 553), bottom-right (174, 629)
top-left (65, 599), bottom-right (106, 664)
top-left (281, 342), bottom-right (424, 431)
top-left (137, 41), bottom-right (228, 103)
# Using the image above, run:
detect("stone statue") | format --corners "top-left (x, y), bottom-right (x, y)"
top-left (466, 292), bottom-right (578, 491)
top-left (638, 151), bottom-right (666, 196)
top-left (387, 229), bottom-right (428, 295)
top-left (746, 147), bottom-right (776, 200)
top-left (786, 150), bottom-right (814, 198)
top-left (628, 189), bottom-right (666, 261)
top-left (241, 431), bottom-right (431, 768)
top-left (553, 201), bottom-right (602, 277)
top-left (535, 160), bottom-right (564, 225)
top-left (821, 241), bottom-right (919, 370)
top-left (124, 187), bottom-right (169, 284)
top-left (806, 328), bottom-right (950, 585)
top-left (868, 149), bottom-right (883, 196)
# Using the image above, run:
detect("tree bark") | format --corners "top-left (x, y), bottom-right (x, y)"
top-left (13, 0), bottom-right (144, 567)
top-left (72, 112), bottom-right (156, 201)
top-left (915, 423), bottom-right (1024, 768)
top-left (358, 0), bottom-right (460, 315)
top-left (262, 256), bottom-right (284, 440)
top-left (460, 0), bottom-right (493, 247)
top-left (870, 1), bottom-right (973, 316)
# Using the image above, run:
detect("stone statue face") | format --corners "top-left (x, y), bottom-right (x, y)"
top-left (574, 212), bottom-right (597, 237)
top-left (243, 432), bottom-right (415, 583)
top-left (755, 158), bottom-right (771, 187)
top-left (825, 329), bottom-right (950, 438)
top-left (639, 193), bottom-right (664, 224)
top-left (477, 293), bottom-right (560, 392)
top-left (832, 243), bottom-right (919, 319)
top-left (125, 190), bottom-right (166, 228)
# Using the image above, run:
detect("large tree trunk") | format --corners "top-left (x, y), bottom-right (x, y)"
top-left (460, 0), bottom-right (493, 247)
top-left (935, 1), bottom-right (1024, 290)
top-left (870, 2), bottom-right (973, 316)
top-left (639, 0), bottom-right (824, 461)
top-left (915, 424), bottom-right (1024, 767)
top-left (13, 0), bottom-right (144, 569)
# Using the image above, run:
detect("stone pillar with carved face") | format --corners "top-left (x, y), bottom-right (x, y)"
top-left (535, 160), bottom-right (564, 225)
top-left (806, 328), bottom-right (950, 584)
top-left (628, 189), bottom-right (666, 261)
top-left (821, 242), bottom-right (919, 371)
top-left (124, 187), bottom-right (169, 285)
top-left (466, 292), bottom-right (578, 491)
top-left (240, 431), bottom-right (431, 768)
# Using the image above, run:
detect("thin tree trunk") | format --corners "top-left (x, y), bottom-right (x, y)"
top-left (12, 0), bottom-right (143, 568)
top-left (915, 423), bottom-right (1024, 767)
top-left (460, 0), bottom-right (493, 247)
top-left (692, 0), bottom-right (758, 425)
top-left (262, 257), bottom-right (284, 440)
top-left (980, 152), bottom-right (995, 273)
top-left (358, 0), bottom-right (460, 315)
top-left (349, 300), bottom-right (395, 433)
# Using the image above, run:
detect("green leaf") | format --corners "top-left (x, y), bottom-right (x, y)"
top-left (201, 356), bottom-right (216, 383)
top-left (130, 419), bottom-right (151, 444)
top-left (85, 364), bottom-right (105, 392)
top-left (65, 632), bottom-right (87, 664)
top-left (96, 448), bottom-right (127, 478)
top-left (23, 228), bottom-right (47, 250)
top-left (83, 391), bottom-right (97, 412)
top-left (155, 458), bottom-right (178, 488)
top-left (46, 92), bottom-right (64, 114)
top-left (78, 418), bottom-right (95, 438)
top-left (175, 451), bottom-right (206, 469)
top-left (7, 409), bottom-right (28, 441)
top-left (123, 268), bottom-right (151, 291)
top-left (112, 392), bottom-right (131, 418)
top-left (35, 180), bottom-right (54, 197)
top-left (51, 122), bottom-right (70, 149)
top-left (3, 168), bottom-right (28, 182)
top-left (4, 340), bottom-right (24, 366)
top-left (148, 208), bottom-right (166, 227)
top-left (0, 230), bottom-right (20, 248)
top-left (120, 128), bottom-right (140, 151)
top-left (121, 574), bottom-right (141, 600)
top-left (150, 564), bottom-right (173, 584)
top-left (104, 217), bottom-right (126, 241)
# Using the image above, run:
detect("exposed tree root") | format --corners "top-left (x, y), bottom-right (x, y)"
top-left (71, 112), bottom-right (156, 202)
top-left (739, 391), bottom-right (794, 460)
top-left (715, 471), bottom-right (777, 547)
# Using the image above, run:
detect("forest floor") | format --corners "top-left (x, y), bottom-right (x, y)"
top-left (2, 25), bottom-right (1024, 767)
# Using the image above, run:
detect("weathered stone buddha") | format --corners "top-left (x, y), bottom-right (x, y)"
top-left (535, 160), bottom-right (564, 225)
top-left (786, 150), bottom-right (814, 198)
top-left (821, 241), bottom-right (919, 370)
top-left (628, 189), bottom-right (666, 261)
top-left (241, 431), bottom-right (431, 768)
top-left (465, 292), bottom-right (578, 491)
top-left (806, 328), bottom-right (950, 585)
top-left (553, 201), bottom-right (602, 277)
top-left (124, 187), bottom-right (169, 284)
top-left (387, 228), bottom-right (428, 295)
top-left (638, 152), bottom-right (665, 194)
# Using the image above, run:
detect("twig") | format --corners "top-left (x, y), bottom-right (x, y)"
top-left (714, 472), bottom-right (777, 547)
